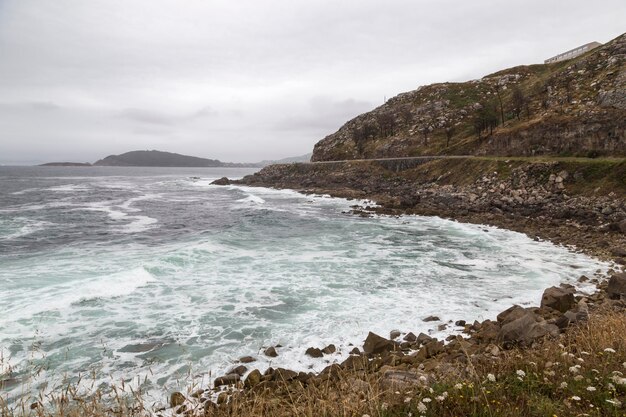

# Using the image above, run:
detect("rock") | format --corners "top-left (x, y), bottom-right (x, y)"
top-left (363, 332), bottom-right (398, 355)
top-left (555, 306), bottom-right (589, 329)
top-left (415, 332), bottom-right (433, 345)
top-left (619, 219), bottom-right (626, 234)
top-left (204, 401), bottom-right (217, 415)
top-left (211, 177), bottom-right (230, 185)
top-left (437, 324), bottom-right (448, 331)
top-left (389, 330), bottom-right (401, 339)
top-left (578, 275), bottom-right (589, 283)
top-left (541, 286), bottom-right (576, 313)
top-left (455, 320), bottom-right (466, 326)
top-left (322, 344), bottom-right (336, 354)
top-left (272, 368), bottom-right (298, 382)
top-left (497, 311), bottom-right (559, 346)
top-left (264, 346), bottom-right (278, 357)
top-left (403, 332), bottom-right (417, 342)
top-left (239, 356), bottom-right (256, 363)
top-left (342, 354), bottom-right (369, 371)
top-left (244, 369), bottom-right (262, 388)
top-left (496, 305), bottom-right (528, 324)
top-left (169, 392), bottom-right (185, 408)
top-left (214, 373), bottom-right (240, 387)
top-left (611, 247), bottom-right (626, 257)
top-left (423, 315), bottom-right (440, 322)
top-left (228, 365), bottom-right (247, 376)
top-left (607, 272), bottom-right (626, 299)
top-left (380, 369), bottom-right (429, 389)
top-left (414, 340), bottom-right (444, 360)
top-left (191, 389), bottom-right (205, 398)
top-left (305, 347), bottom-right (324, 358)
top-left (216, 392), bottom-right (228, 404)
top-left (350, 347), bottom-right (361, 355)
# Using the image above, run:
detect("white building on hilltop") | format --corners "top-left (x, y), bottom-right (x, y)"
top-left (544, 41), bottom-right (602, 64)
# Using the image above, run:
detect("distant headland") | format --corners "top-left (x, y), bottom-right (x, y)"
top-left (39, 150), bottom-right (311, 168)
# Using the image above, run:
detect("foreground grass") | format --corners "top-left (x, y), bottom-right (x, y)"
top-left (2, 307), bottom-right (625, 417)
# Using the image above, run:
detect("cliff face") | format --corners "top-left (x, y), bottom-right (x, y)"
top-left (312, 33), bottom-right (626, 161)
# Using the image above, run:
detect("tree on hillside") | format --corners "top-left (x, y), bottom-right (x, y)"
top-left (445, 124), bottom-right (456, 148)
top-left (473, 101), bottom-right (499, 141)
top-left (399, 104), bottom-right (413, 126)
top-left (375, 111), bottom-right (396, 137)
top-left (352, 122), bottom-right (377, 156)
top-left (493, 84), bottom-right (506, 126)
top-left (511, 86), bottom-right (527, 120)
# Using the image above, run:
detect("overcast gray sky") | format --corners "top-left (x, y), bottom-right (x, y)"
top-left (0, 0), bottom-right (624, 164)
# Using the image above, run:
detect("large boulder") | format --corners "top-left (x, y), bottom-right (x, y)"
top-left (169, 392), bottom-right (185, 408)
top-left (414, 339), bottom-right (444, 361)
top-left (496, 305), bottom-right (527, 324)
top-left (497, 311), bottom-right (559, 346)
top-left (305, 347), bottom-right (323, 358)
top-left (244, 369), bottom-right (262, 388)
top-left (541, 286), bottom-right (576, 313)
top-left (363, 332), bottom-right (398, 355)
top-left (607, 273), bottom-right (626, 299)
top-left (264, 346), bottom-right (278, 357)
top-left (214, 373), bottom-right (240, 388)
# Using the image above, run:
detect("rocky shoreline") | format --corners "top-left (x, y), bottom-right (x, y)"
top-left (158, 160), bottom-right (626, 415)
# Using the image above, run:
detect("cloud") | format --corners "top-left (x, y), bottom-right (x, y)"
top-left (117, 108), bottom-right (176, 125)
top-left (0, 0), bottom-right (625, 163)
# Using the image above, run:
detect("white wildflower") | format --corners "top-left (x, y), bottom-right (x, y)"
top-left (516, 369), bottom-right (526, 378)
top-left (436, 395), bottom-right (445, 402)
top-left (442, 391), bottom-right (448, 398)
top-left (611, 375), bottom-right (626, 385)
top-left (381, 403), bottom-right (388, 411)
top-left (416, 402), bottom-right (427, 413)
top-left (586, 386), bottom-right (596, 392)
top-left (487, 373), bottom-right (496, 382)
top-left (604, 348), bottom-right (616, 353)
top-left (606, 399), bottom-right (622, 407)
top-left (428, 387), bottom-right (434, 394)
top-left (404, 397), bottom-right (412, 404)
top-left (607, 383), bottom-right (615, 391)
top-left (419, 375), bottom-right (427, 383)
top-left (422, 397), bottom-right (431, 403)
top-left (576, 357), bottom-right (584, 363)
top-left (454, 383), bottom-right (463, 390)
top-left (559, 382), bottom-right (568, 389)
top-left (574, 375), bottom-right (584, 381)
top-left (571, 396), bottom-right (581, 401)
top-left (544, 370), bottom-right (555, 377)
top-left (569, 366), bottom-right (580, 374)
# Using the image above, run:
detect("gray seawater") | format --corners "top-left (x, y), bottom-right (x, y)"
top-left (0, 166), bottom-right (609, 403)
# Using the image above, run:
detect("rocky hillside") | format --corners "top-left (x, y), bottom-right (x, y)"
top-left (312, 33), bottom-right (626, 161)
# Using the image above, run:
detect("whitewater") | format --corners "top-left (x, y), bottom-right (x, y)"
top-left (0, 166), bottom-right (609, 404)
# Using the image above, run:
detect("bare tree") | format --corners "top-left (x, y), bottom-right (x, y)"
top-left (493, 84), bottom-right (506, 126)
top-left (445, 125), bottom-right (456, 148)
top-left (511, 86), bottom-right (527, 120)
top-left (375, 112), bottom-right (396, 138)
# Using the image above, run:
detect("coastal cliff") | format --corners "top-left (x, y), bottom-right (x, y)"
top-left (312, 33), bottom-right (625, 161)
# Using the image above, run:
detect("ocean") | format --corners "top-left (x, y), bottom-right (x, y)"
top-left (0, 166), bottom-right (609, 404)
